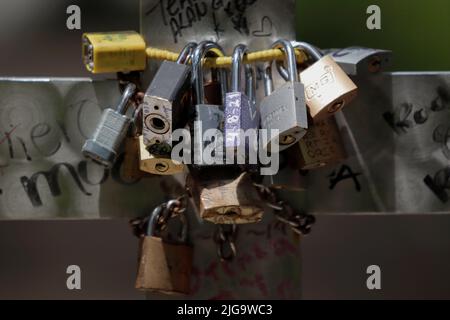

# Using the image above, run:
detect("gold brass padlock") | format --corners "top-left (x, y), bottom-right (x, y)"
top-left (122, 136), bottom-right (144, 181)
top-left (187, 168), bottom-right (264, 224)
top-left (138, 135), bottom-right (185, 175)
top-left (278, 41), bottom-right (358, 120)
top-left (298, 116), bottom-right (346, 170)
top-left (135, 204), bottom-right (192, 295)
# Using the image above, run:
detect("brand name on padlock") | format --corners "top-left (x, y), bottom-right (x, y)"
top-left (261, 104), bottom-right (288, 128)
top-left (305, 66), bottom-right (336, 100)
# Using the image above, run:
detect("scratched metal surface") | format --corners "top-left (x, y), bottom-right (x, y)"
top-left (305, 72), bottom-right (450, 215)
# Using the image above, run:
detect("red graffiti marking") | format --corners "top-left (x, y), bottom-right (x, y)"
top-left (237, 253), bottom-right (253, 271)
top-left (239, 273), bottom-right (269, 297)
top-left (252, 243), bottom-right (269, 260)
top-left (0, 124), bottom-right (20, 145)
top-left (221, 261), bottom-right (235, 277)
top-left (272, 237), bottom-right (298, 257)
top-left (204, 261), bottom-right (220, 281)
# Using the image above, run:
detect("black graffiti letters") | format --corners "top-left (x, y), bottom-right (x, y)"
top-left (383, 102), bottom-right (413, 135)
top-left (30, 123), bottom-right (62, 157)
top-left (424, 167), bottom-right (450, 203)
top-left (19, 152), bottom-right (141, 207)
top-left (77, 160), bottom-right (109, 186)
top-left (384, 86), bottom-right (450, 135)
top-left (20, 163), bottom-right (92, 207)
top-left (147, 0), bottom-right (261, 43)
top-left (156, 0), bottom-right (208, 43)
top-left (433, 125), bottom-right (450, 160)
top-left (328, 164), bottom-right (362, 192)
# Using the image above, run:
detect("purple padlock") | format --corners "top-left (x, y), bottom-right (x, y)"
top-left (224, 44), bottom-right (260, 157)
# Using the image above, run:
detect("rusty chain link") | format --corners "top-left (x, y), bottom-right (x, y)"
top-left (254, 183), bottom-right (316, 236)
top-left (213, 224), bottom-right (238, 262)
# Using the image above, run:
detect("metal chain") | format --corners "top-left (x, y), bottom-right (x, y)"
top-left (254, 183), bottom-right (316, 236)
top-left (213, 224), bottom-right (238, 262)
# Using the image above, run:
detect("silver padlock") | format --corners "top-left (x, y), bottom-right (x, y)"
top-left (143, 42), bottom-right (197, 156)
top-left (224, 44), bottom-right (260, 158)
top-left (259, 40), bottom-right (308, 153)
top-left (191, 41), bottom-right (226, 166)
top-left (82, 83), bottom-right (136, 168)
top-left (324, 47), bottom-right (392, 76)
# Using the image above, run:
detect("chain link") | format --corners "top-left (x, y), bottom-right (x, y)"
top-left (254, 183), bottom-right (316, 236)
top-left (213, 224), bottom-right (238, 262)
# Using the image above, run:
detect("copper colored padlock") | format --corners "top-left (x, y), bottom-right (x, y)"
top-left (298, 116), bottom-right (346, 170)
top-left (138, 135), bottom-right (185, 175)
top-left (122, 136), bottom-right (144, 181)
top-left (278, 42), bottom-right (358, 120)
top-left (187, 169), bottom-right (264, 224)
top-left (135, 205), bottom-right (192, 295)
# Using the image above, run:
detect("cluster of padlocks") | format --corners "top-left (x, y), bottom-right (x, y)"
top-left (80, 31), bottom-right (391, 294)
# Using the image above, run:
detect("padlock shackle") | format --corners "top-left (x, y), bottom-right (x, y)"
top-left (218, 68), bottom-right (228, 106)
top-left (230, 44), bottom-right (248, 93)
top-left (276, 41), bottom-right (325, 81)
top-left (293, 41), bottom-right (323, 61)
top-left (146, 205), bottom-right (163, 236)
top-left (271, 39), bottom-right (298, 83)
top-left (146, 202), bottom-right (189, 244)
top-left (116, 83), bottom-right (136, 115)
top-left (262, 63), bottom-right (274, 97)
top-left (192, 41), bottom-right (225, 105)
top-left (176, 42), bottom-right (197, 64)
top-left (245, 64), bottom-right (256, 104)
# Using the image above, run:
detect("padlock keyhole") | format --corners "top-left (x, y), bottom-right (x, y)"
top-left (368, 56), bottom-right (382, 73)
top-left (329, 100), bottom-right (344, 113)
top-left (151, 118), bottom-right (166, 131)
top-left (280, 135), bottom-right (296, 145)
top-left (155, 162), bottom-right (169, 173)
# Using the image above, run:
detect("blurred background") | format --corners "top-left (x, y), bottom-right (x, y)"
top-left (0, 0), bottom-right (450, 299)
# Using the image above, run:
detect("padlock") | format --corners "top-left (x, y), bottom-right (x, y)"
top-left (142, 42), bottom-right (196, 156)
top-left (191, 41), bottom-right (226, 166)
top-left (203, 67), bottom-right (227, 106)
top-left (324, 47), bottom-right (393, 76)
top-left (82, 31), bottom-right (147, 74)
top-left (187, 167), bottom-right (264, 224)
top-left (259, 39), bottom-right (308, 153)
top-left (82, 83), bottom-right (136, 168)
top-left (298, 115), bottom-right (346, 170)
top-left (277, 42), bottom-right (358, 120)
top-left (224, 44), bottom-right (260, 157)
top-left (135, 205), bottom-right (192, 295)
top-left (122, 135), bottom-right (144, 181)
top-left (138, 135), bottom-right (185, 175)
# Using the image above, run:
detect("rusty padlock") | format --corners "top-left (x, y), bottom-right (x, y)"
top-left (122, 135), bottom-right (145, 181)
top-left (138, 135), bottom-right (185, 175)
top-left (187, 167), bottom-right (264, 224)
top-left (135, 202), bottom-right (192, 295)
